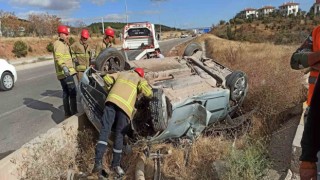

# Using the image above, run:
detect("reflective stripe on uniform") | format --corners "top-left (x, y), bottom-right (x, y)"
top-left (76, 65), bottom-right (87, 71)
top-left (117, 78), bottom-right (137, 103)
top-left (98, 141), bottom-right (108, 146)
top-left (138, 80), bottom-right (152, 97)
top-left (117, 79), bottom-right (137, 89)
top-left (108, 94), bottom-right (133, 113)
top-left (113, 148), bottom-right (123, 153)
top-left (104, 75), bottom-right (115, 85)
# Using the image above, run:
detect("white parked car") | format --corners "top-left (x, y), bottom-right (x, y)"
top-left (0, 59), bottom-right (17, 91)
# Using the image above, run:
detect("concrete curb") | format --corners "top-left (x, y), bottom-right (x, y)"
top-left (8, 55), bottom-right (53, 67)
top-left (290, 102), bottom-right (307, 175)
top-left (0, 113), bottom-right (85, 180)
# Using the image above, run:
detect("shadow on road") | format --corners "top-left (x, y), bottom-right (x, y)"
top-left (41, 90), bottom-right (62, 98)
top-left (0, 150), bottom-right (15, 160)
top-left (23, 98), bottom-right (64, 124)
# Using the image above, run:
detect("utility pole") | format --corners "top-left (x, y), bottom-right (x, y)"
top-left (0, 19), bottom-right (2, 37)
top-left (157, 3), bottom-right (161, 40)
top-left (101, 17), bottom-right (104, 34)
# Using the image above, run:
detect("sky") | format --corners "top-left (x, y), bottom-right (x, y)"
top-left (0, 0), bottom-right (316, 28)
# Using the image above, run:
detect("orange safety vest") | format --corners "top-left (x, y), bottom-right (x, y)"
top-left (308, 25), bottom-right (320, 105)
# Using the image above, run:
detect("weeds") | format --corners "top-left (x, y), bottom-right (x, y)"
top-left (222, 137), bottom-right (270, 180)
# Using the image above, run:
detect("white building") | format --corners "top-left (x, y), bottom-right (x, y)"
top-left (279, 2), bottom-right (299, 16)
top-left (314, 0), bottom-right (320, 14)
top-left (258, 6), bottom-right (275, 16)
top-left (240, 8), bottom-right (258, 18)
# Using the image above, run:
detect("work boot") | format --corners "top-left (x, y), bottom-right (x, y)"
top-left (92, 160), bottom-right (103, 174)
top-left (112, 166), bottom-right (125, 177)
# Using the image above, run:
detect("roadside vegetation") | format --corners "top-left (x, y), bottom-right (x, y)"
top-left (211, 11), bottom-right (320, 45)
top-left (13, 33), bottom-right (304, 180)
top-left (73, 34), bottom-right (304, 179)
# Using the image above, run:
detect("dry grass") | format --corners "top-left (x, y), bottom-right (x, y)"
top-left (11, 34), bottom-right (305, 179)
top-left (0, 36), bottom-right (121, 60)
top-left (203, 34), bottom-right (305, 133)
top-left (119, 137), bottom-right (230, 180)
top-left (13, 126), bottom-right (78, 179)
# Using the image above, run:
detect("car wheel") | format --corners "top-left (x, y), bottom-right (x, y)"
top-left (0, 72), bottom-right (14, 91)
top-left (150, 88), bottom-right (168, 132)
top-left (183, 42), bottom-right (203, 56)
top-left (226, 71), bottom-right (248, 102)
top-left (95, 48), bottom-right (126, 72)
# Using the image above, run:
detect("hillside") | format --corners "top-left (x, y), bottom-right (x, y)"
top-left (211, 15), bottom-right (320, 45)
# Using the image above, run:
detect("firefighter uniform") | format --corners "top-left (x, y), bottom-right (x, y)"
top-left (70, 41), bottom-right (91, 80)
top-left (94, 27), bottom-right (115, 57)
top-left (53, 37), bottom-right (78, 117)
top-left (93, 70), bottom-right (152, 176)
top-left (94, 40), bottom-right (113, 57)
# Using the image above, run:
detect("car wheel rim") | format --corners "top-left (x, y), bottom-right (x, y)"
top-left (102, 56), bottom-right (122, 72)
top-left (3, 74), bottom-right (13, 89)
top-left (232, 77), bottom-right (246, 100)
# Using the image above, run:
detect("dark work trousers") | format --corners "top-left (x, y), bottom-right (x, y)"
top-left (300, 74), bottom-right (320, 162)
top-left (95, 103), bottom-right (129, 167)
top-left (59, 75), bottom-right (78, 116)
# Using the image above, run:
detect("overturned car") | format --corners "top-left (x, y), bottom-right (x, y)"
top-left (79, 43), bottom-right (248, 143)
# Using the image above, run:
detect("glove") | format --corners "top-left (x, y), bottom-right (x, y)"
top-left (300, 161), bottom-right (317, 180)
top-left (62, 66), bottom-right (70, 77)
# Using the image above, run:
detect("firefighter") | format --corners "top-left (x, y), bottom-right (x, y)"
top-left (91, 68), bottom-right (153, 177)
top-left (53, 25), bottom-right (78, 118)
top-left (95, 27), bottom-right (115, 56)
top-left (70, 29), bottom-right (91, 81)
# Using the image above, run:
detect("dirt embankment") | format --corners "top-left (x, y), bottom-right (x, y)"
top-left (0, 31), bottom-right (183, 61)
top-left (0, 36), bottom-right (121, 60)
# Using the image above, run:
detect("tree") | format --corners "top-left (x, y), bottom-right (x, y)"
top-left (28, 13), bottom-right (61, 37)
top-left (0, 10), bottom-right (26, 37)
top-left (219, 20), bottom-right (226, 25)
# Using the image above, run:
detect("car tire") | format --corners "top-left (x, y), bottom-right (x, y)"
top-left (0, 72), bottom-right (14, 91)
top-left (226, 71), bottom-right (248, 102)
top-left (150, 88), bottom-right (168, 132)
top-left (183, 42), bottom-right (203, 56)
top-left (95, 48), bottom-right (126, 72)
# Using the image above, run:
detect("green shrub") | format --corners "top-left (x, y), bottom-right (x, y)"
top-left (223, 138), bottom-right (270, 180)
top-left (28, 46), bottom-right (33, 53)
top-left (12, 40), bottom-right (28, 58)
top-left (46, 42), bottom-right (54, 53)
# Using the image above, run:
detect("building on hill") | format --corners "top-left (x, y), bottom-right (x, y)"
top-left (314, 0), bottom-right (320, 15)
top-left (258, 6), bottom-right (275, 16)
top-left (239, 8), bottom-right (258, 19)
top-left (279, 2), bottom-right (299, 16)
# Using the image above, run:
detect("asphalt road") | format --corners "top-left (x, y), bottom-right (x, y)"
top-left (0, 37), bottom-right (193, 159)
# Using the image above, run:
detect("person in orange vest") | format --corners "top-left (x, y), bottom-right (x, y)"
top-left (91, 68), bottom-right (153, 177)
top-left (300, 76), bottom-right (320, 179)
top-left (291, 26), bottom-right (319, 111)
top-left (94, 27), bottom-right (115, 56)
top-left (53, 25), bottom-right (78, 118)
top-left (291, 25), bottom-right (320, 180)
top-left (70, 29), bottom-right (92, 81)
